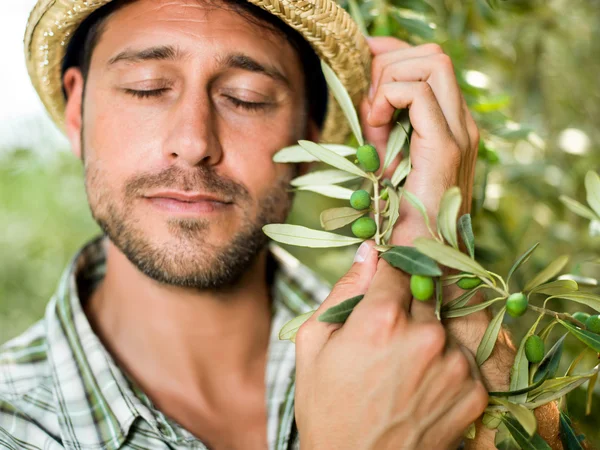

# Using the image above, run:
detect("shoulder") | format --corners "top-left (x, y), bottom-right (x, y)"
top-left (0, 321), bottom-right (62, 449)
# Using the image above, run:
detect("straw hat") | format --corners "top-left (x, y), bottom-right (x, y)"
top-left (24, 0), bottom-right (372, 144)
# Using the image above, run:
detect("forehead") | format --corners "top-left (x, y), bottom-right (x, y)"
top-left (93, 0), bottom-right (299, 69)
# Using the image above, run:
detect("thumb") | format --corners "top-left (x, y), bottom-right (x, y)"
top-left (299, 241), bottom-right (378, 351)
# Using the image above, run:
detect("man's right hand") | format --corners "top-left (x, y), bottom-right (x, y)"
top-left (294, 241), bottom-right (489, 450)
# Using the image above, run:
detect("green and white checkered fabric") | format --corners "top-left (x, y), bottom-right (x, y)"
top-left (0, 237), bottom-right (329, 450)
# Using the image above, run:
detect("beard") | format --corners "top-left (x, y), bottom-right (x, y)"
top-left (84, 161), bottom-right (294, 291)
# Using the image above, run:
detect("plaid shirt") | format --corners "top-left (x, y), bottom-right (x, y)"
top-left (0, 237), bottom-right (331, 450)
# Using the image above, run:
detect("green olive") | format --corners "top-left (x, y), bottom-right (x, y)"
top-left (585, 315), bottom-right (600, 334)
top-left (506, 292), bottom-right (528, 318)
top-left (380, 188), bottom-right (389, 200)
top-left (572, 312), bottom-right (590, 325)
top-left (456, 273), bottom-right (482, 290)
top-left (350, 190), bottom-right (371, 210)
top-left (356, 144), bottom-right (380, 172)
top-left (524, 335), bottom-right (545, 364)
top-left (410, 275), bottom-right (434, 301)
top-left (351, 217), bottom-right (377, 239)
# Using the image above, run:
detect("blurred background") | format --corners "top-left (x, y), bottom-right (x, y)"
top-left (1, 0), bottom-right (599, 446)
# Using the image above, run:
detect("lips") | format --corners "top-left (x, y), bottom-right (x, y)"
top-left (143, 191), bottom-right (233, 214)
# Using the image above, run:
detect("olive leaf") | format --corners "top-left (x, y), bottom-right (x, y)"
top-left (437, 187), bottom-right (462, 249)
top-left (296, 185), bottom-right (355, 200)
top-left (492, 398), bottom-right (537, 437)
top-left (291, 169), bottom-right (360, 187)
top-left (558, 319), bottom-right (600, 352)
top-left (320, 61), bottom-right (364, 146)
top-left (298, 140), bottom-right (368, 178)
top-left (458, 214), bottom-right (475, 259)
top-left (442, 296), bottom-right (505, 319)
top-left (547, 292), bottom-right (600, 313)
top-left (273, 143), bottom-right (356, 163)
top-left (584, 170), bottom-right (600, 217)
top-left (507, 242), bottom-right (540, 285)
top-left (489, 375), bottom-right (546, 397)
top-left (526, 373), bottom-right (594, 405)
top-left (523, 255), bottom-right (570, 292)
top-left (464, 422), bottom-right (476, 440)
top-left (495, 422), bottom-right (520, 450)
top-left (383, 187), bottom-right (401, 242)
top-left (532, 333), bottom-right (566, 383)
top-left (435, 277), bottom-right (443, 321)
top-left (501, 416), bottom-right (550, 450)
top-left (391, 156), bottom-right (411, 187)
top-left (557, 274), bottom-right (598, 287)
top-left (559, 411), bottom-right (586, 450)
top-left (381, 246), bottom-right (442, 276)
top-left (413, 237), bottom-right (490, 279)
top-left (510, 313), bottom-right (544, 403)
top-left (401, 189), bottom-right (434, 236)
top-left (483, 411), bottom-right (504, 429)
top-left (529, 279), bottom-right (578, 297)
top-left (318, 294), bottom-right (364, 323)
top-left (476, 306), bottom-right (506, 365)
top-left (586, 372), bottom-right (598, 416)
top-left (382, 120), bottom-right (409, 171)
top-left (263, 224), bottom-right (363, 248)
top-left (443, 286), bottom-right (484, 310)
top-left (320, 207), bottom-right (366, 231)
top-left (279, 310), bottom-right (315, 342)
top-left (559, 195), bottom-right (599, 221)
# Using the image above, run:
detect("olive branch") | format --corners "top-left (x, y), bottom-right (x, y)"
top-left (262, 60), bottom-right (600, 449)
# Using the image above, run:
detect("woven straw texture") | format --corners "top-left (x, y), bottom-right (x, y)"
top-left (24, 0), bottom-right (371, 143)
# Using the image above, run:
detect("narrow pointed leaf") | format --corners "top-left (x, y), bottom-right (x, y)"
top-left (532, 334), bottom-right (567, 383)
top-left (383, 187), bottom-right (401, 242)
top-left (442, 297), bottom-right (505, 319)
top-left (414, 237), bottom-right (489, 279)
top-left (558, 319), bottom-right (600, 352)
top-left (502, 416), bottom-right (550, 450)
top-left (273, 143), bottom-right (356, 163)
top-left (437, 187), bottom-right (462, 249)
top-left (510, 313), bottom-right (544, 403)
top-left (279, 310), bottom-right (315, 341)
top-left (559, 195), bottom-right (599, 221)
top-left (391, 156), bottom-right (411, 186)
top-left (548, 292), bottom-right (600, 313)
top-left (443, 286), bottom-right (484, 310)
top-left (557, 274), bottom-right (598, 287)
top-left (298, 140), bottom-right (367, 178)
top-left (402, 189), bottom-right (433, 234)
top-left (291, 169), bottom-right (359, 186)
top-left (381, 246), bottom-right (442, 276)
top-left (529, 280), bottom-right (578, 296)
top-left (507, 242), bottom-right (540, 284)
top-left (476, 306), bottom-right (506, 365)
top-left (383, 121), bottom-right (409, 170)
top-left (586, 372), bottom-right (597, 416)
top-left (464, 422), bottom-right (476, 440)
top-left (320, 61), bottom-right (364, 145)
top-left (489, 375), bottom-right (546, 397)
top-left (296, 184), bottom-right (355, 200)
top-left (320, 207), bottom-right (366, 231)
top-left (318, 295), bottom-right (364, 323)
top-left (458, 214), bottom-right (475, 258)
top-left (585, 171), bottom-right (600, 217)
top-left (493, 398), bottom-right (537, 437)
top-left (527, 373), bottom-right (594, 405)
top-left (263, 224), bottom-right (363, 248)
top-left (483, 412), bottom-right (503, 430)
top-left (559, 412), bottom-right (585, 450)
top-left (524, 255), bottom-right (570, 292)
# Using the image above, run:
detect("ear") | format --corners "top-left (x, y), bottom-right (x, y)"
top-left (63, 67), bottom-right (85, 159)
top-left (297, 118), bottom-right (322, 176)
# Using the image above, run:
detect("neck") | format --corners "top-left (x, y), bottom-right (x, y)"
top-left (85, 239), bottom-right (273, 412)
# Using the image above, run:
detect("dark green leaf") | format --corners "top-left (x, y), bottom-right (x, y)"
top-left (559, 411), bottom-right (585, 450)
top-left (443, 286), bottom-right (484, 310)
top-left (558, 319), bottom-right (600, 352)
top-left (458, 214), bottom-right (475, 258)
top-left (502, 416), bottom-right (551, 450)
top-left (476, 306), bottom-right (506, 365)
top-left (532, 334), bottom-right (566, 383)
top-left (381, 246), bottom-right (442, 276)
top-left (390, 12), bottom-right (435, 40)
top-left (317, 295), bottom-right (364, 323)
top-left (489, 375), bottom-right (546, 397)
top-left (507, 242), bottom-right (539, 284)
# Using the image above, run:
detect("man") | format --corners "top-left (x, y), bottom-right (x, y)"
top-left (0, 0), bottom-right (561, 448)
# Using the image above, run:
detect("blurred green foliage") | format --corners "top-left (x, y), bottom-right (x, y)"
top-left (1, 0), bottom-right (599, 446)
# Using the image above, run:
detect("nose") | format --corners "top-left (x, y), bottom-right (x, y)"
top-left (163, 89), bottom-right (223, 167)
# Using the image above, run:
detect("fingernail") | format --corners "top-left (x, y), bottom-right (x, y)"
top-left (354, 241), bottom-right (370, 263)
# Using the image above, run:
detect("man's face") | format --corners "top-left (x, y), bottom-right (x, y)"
top-left (73, 0), bottom-right (310, 289)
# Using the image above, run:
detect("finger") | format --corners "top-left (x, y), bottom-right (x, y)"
top-left (372, 54), bottom-right (469, 151)
top-left (296, 241), bottom-right (379, 353)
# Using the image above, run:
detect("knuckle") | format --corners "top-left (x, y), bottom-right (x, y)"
top-left (416, 323), bottom-right (447, 354)
top-left (417, 81), bottom-right (433, 97)
top-left (367, 302), bottom-right (401, 331)
top-left (435, 52), bottom-right (454, 71)
top-left (294, 321), bottom-right (313, 347)
top-left (446, 350), bottom-right (471, 380)
top-left (422, 43), bottom-right (443, 54)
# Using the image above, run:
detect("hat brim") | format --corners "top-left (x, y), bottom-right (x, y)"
top-left (24, 0), bottom-right (371, 144)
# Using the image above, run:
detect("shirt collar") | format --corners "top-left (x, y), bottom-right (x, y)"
top-left (44, 236), bottom-right (328, 450)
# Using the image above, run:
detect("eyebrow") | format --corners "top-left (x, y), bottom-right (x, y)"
top-left (107, 46), bottom-right (290, 87)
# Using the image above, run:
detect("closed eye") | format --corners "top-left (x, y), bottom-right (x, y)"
top-left (124, 88), bottom-right (170, 99)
